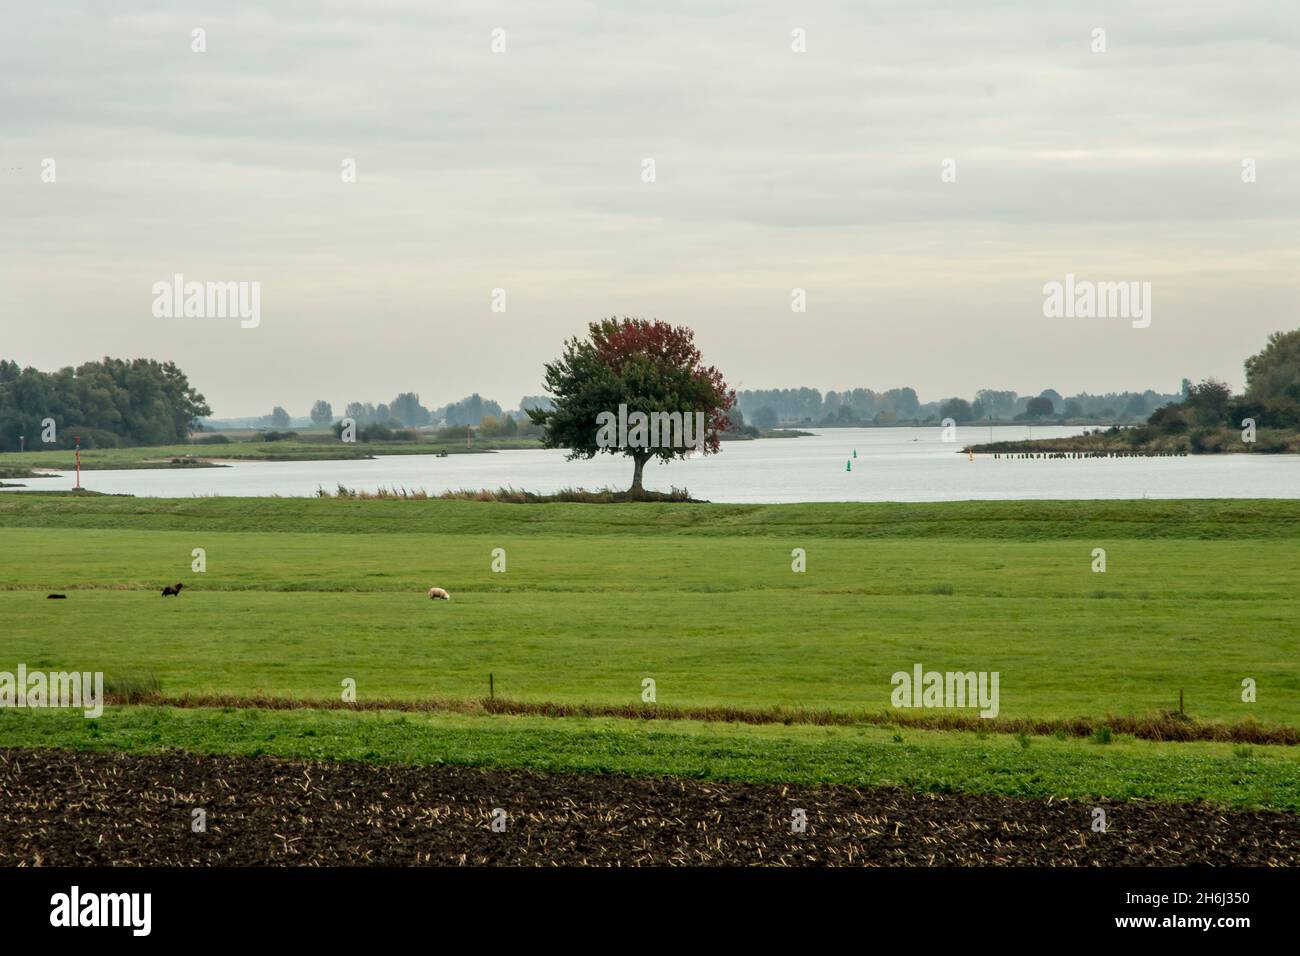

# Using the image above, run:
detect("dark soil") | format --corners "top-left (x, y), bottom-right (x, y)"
top-left (1, 748), bottom-right (1296, 866)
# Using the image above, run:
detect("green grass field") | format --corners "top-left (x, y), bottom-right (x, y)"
top-left (2, 496), bottom-right (1298, 807)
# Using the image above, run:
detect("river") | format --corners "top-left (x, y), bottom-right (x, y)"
top-left (7, 427), bottom-right (1298, 503)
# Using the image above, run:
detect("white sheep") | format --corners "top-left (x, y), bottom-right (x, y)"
top-left (428, 587), bottom-right (451, 601)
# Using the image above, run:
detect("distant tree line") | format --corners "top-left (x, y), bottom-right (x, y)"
top-left (736, 384), bottom-right (1183, 427)
top-left (333, 392), bottom-right (439, 428)
top-left (255, 393), bottom-right (558, 435)
top-left (737, 387), bottom-right (920, 428)
top-left (0, 357), bottom-right (211, 451)
top-left (250, 381), bottom-right (1192, 434)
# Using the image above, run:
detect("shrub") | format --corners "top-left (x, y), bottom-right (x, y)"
top-left (318, 484), bottom-right (701, 503)
top-left (355, 423), bottom-right (418, 443)
top-left (104, 671), bottom-right (162, 703)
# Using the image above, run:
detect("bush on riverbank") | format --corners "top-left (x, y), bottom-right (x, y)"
top-left (317, 484), bottom-right (701, 503)
top-left (971, 424), bottom-right (1300, 456)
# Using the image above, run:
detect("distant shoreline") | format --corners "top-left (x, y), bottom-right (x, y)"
top-left (970, 426), bottom-right (1300, 457)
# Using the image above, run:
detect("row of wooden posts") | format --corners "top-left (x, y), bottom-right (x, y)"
top-left (988, 451), bottom-right (1188, 459)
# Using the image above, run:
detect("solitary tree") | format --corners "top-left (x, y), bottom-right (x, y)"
top-left (1025, 396), bottom-right (1055, 418)
top-left (529, 317), bottom-right (735, 496)
top-left (940, 397), bottom-right (973, 422)
top-left (269, 406), bottom-right (291, 428)
top-left (974, 389), bottom-right (1018, 420)
top-left (389, 392), bottom-right (431, 427)
top-left (310, 400), bottom-right (333, 425)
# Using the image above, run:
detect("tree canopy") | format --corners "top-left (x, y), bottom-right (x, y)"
top-left (529, 317), bottom-right (735, 494)
top-left (1025, 396), bottom-right (1055, 418)
top-left (1136, 328), bottom-right (1300, 440)
top-left (1244, 329), bottom-right (1300, 425)
top-left (309, 400), bottom-right (334, 425)
top-left (0, 357), bottom-right (210, 451)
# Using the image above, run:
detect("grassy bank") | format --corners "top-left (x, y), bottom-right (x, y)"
top-left (1, 497), bottom-right (1297, 724)
top-left (0, 437), bottom-right (541, 471)
top-left (2, 496), bottom-right (1296, 805)
top-left (2, 494), bottom-right (1297, 538)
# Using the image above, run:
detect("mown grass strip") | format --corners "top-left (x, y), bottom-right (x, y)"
top-left (2, 495), bottom-right (1298, 539)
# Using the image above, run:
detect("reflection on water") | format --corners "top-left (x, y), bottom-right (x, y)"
top-left (7, 427), bottom-right (1298, 503)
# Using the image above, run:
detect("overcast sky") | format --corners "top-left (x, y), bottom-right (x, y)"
top-left (2, 1), bottom-right (1297, 417)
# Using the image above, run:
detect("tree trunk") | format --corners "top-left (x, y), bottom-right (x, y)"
top-left (629, 451), bottom-right (651, 498)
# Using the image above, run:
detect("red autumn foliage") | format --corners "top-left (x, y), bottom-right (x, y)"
top-left (588, 318), bottom-right (735, 452)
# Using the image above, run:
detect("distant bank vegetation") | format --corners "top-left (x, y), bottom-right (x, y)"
top-left (972, 329), bottom-right (1300, 456)
top-left (735, 384), bottom-right (1184, 429)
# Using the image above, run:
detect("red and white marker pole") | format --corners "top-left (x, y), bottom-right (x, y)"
top-left (74, 436), bottom-right (81, 490)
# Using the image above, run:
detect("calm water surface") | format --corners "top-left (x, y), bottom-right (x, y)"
top-left (9, 426), bottom-right (1298, 503)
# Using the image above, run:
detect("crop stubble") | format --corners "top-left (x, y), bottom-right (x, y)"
top-left (2, 749), bottom-right (1296, 866)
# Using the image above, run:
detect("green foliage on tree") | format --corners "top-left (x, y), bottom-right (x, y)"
top-left (1244, 329), bottom-right (1300, 427)
top-left (1144, 329), bottom-right (1300, 435)
top-left (1184, 379), bottom-right (1233, 426)
top-left (477, 414), bottom-right (520, 438)
top-left (442, 393), bottom-right (501, 426)
top-left (940, 397), bottom-right (974, 422)
top-left (389, 392), bottom-right (432, 427)
top-left (0, 357), bottom-right (210, 451)
top-left (1025, 396), bottom-right (1055, 418)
